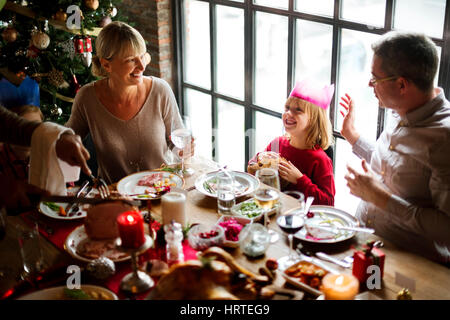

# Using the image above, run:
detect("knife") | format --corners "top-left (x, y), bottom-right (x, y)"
top-left (65, 180), bottom-right (90, 214)
top-left (315, 252), bottom-right (352, 269)
top-left (39, 195), bottom-right (142, 207)
top-left (307, 224), bottom-right (375, 234)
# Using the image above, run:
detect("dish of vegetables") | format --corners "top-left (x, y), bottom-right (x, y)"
top-left (231, 198), bottom-right (280, 221)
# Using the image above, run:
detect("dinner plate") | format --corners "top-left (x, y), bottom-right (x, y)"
top-left (64, 225), bottom-right (145, 263)
top-left (195, 170), bottom-right (260, 199)
top-left (289, 205), bottom-right (359, 244)
top-left (117, 170), bottom-right (185, 200)
top-left (17, 285), bottom-right (118, 300)
top-left (38, 186), bottom-right (97, 220)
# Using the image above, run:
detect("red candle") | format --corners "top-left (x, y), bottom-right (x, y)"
top-left (117, 211), bottom-right (145, 249)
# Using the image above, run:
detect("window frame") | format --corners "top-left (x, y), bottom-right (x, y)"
top-left (172, 0), bottom-right (450, 170)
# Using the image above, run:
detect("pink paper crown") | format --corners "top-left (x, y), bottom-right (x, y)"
top-left (289, 79), bottom-right (335, 110)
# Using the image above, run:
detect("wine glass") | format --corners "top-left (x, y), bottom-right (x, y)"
top-left (276, 211), bottom-right (305, 270)
top-left (171, 116), bottom-right (194, 177)
top-left (255, 168), bottom-right (281, 243)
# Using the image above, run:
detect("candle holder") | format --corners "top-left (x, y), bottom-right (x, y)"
top-left (115, 234), bottom-right (154, 294)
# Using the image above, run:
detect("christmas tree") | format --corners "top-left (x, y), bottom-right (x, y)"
top-left (0, 0), bottom-right (126, 124)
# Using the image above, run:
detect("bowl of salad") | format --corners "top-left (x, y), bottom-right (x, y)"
top-left (230, 198), bottom-right (280, 222)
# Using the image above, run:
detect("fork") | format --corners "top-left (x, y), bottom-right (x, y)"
top-left (89, 174), bottom-right (111, 199)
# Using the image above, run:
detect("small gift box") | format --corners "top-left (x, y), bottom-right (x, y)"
top-left (352, 241), bottom-right (385, 285)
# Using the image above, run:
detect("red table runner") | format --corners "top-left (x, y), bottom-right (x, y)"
top-left (20, 211), bottom-right (198, 300)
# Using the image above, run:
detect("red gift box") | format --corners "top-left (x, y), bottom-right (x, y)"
top-left (352, 247), bottom-right (385, 284)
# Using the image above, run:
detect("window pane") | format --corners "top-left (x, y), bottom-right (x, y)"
top-left (217, 99), bottom-right (245, 170)
top-left (394, 0), bottom-right (446, 39)
top-left (216, 6), bottom-right (244, 100)
top-left (254, 112), bottom-right (283, 156)
top-left (295, 0), bottom-right (334, 17)
top-left (184, 88), bottom-right (212, 160)
top-left (255, 12), bottom-right (288, 112)
top-left (336, 29), bottom-right (380, 142)
top-left (334, 138), bottom-right (362, 216)
top-left (341, 0), bottom-right (386, 27)
top-left (183, 0), bottom-right (210, 89)
top-left (254, 0), bottom-right (288, 10)
top-left (295, 20), bottom-right (333, 86)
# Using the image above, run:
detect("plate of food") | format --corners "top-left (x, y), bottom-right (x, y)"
top-left (282, 259), bottom-right (338, 296)
top-left (288, 206), bottom-right (358, 244)
top-left (285, 206), bottom-right (359, 243)
top-left (64, 225), bottom-right (144, 263)
top-left (38, 186), bottom-right (97, 220)
top-left (117, 170), bottom-right (185, 200)
top-left (17, 285), bottom-right (118, 300)
top-left (195, 171), bottom-right (260, 199)
top-left (230, 197), bottom-right (281, 222)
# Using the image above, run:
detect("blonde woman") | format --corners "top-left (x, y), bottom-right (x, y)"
top-left (248, 80), bottom-right (335, 206)
top-left (67, 21), bottom-right (189, 184)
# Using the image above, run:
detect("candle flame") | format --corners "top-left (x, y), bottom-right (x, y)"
top-left (127, 215), bottom-right (135, 223)
top-left (335, 275), bottom-right (344, 286)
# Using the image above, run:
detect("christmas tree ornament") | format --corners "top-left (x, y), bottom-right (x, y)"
top-left (107, 5), bottom-right (118, 18)
top-left (81, 52), bottom-right (92, 67)
top-left (86, 257), bottom-right (116, 280)
top-left (59, 38), bottom-right (76, 60)
top-left (84, 0), bottom-right (99, 11)
top-left (84, 36), bottom-right (92, 52)
top-left (53, 9), bottom-right (67, 22)
top-left (98, 15), bottom-right (112, 27)
top-left (74, 36), bottom-right (84, 53)
top-left (26, 44), bottom-right (40, 58)
top-left (2, 26), bottom-right (18, 43)
top-left (397, 288), bottom-right (413, 300)
top-left (50, 103), bottom-right (63, 117)
top-left (31, 30), bottom-right (50, 50)
top-left (18, 0), bottom-right (28, 6)
top-left (71, 72), bottom-right (80, 94)
top-left (48, 68), bottom-right (69, 88)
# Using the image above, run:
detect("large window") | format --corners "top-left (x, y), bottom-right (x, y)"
top-left (174, 0), bottom-right (450, 214)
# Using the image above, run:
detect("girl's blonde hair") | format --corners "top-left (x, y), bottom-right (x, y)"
top-left (285, 96), bottom-right (333, 150)
top-left (91, 21), bottom-right (147, 77)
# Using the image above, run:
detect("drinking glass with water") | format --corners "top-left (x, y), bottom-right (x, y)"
top-left (216, 169), bottom-right (236, 215)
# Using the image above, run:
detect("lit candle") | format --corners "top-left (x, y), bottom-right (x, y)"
top-left (321, 273), bottom-right (359, 300)
top-left (161, 191), bottom-right (186, 227)
top-left (117, 211), bottom-right (145, 249)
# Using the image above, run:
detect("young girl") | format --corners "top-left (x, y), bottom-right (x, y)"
top-left (248, 80), bottom-right (335, 206)
top-left (0, 105), bottom-right (43, 181)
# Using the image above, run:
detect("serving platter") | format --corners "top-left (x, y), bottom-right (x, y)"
top-left (287, 205), bottom-right (359, 244)
top-left (17, 285), bottom-right (118, 300)
top-left (195, 170), bottom-right (260, 199)
top-left (117, 170), bottom-right (185, 200)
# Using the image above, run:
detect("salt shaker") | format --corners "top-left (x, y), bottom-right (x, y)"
top-left (164, 221), bottom-right (184, 265)
top-left (217, 168), bottom-right (236, 214)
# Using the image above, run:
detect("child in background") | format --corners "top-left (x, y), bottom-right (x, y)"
top-left (248, 80), bottom-right (335, 206)
top-left (0, 105), bottom-right (43, 181)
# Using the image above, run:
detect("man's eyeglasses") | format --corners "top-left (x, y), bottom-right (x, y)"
top-left (369, 75), bottom-right (398, 86)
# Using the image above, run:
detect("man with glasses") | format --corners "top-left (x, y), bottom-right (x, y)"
top-left (340, 31), bottom-right (450, 265)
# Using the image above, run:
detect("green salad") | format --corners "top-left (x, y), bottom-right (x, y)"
top-left (234, 200), bottom-right (264, 218)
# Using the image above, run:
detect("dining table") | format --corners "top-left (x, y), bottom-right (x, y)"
top-left (0, 155), bottom-right (449, 301)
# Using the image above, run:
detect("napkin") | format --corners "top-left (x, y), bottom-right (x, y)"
top-left (29, 122), bottom-right (80, 195)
